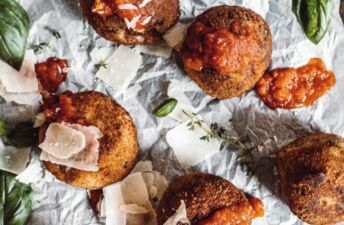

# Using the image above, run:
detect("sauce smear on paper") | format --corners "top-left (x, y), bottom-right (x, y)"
top-left (256, 58), bottom-right (336, 109)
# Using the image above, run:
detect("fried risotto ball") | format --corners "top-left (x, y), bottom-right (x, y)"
top-left (157, 173), bottom-right (264, 225)
top-left (276, 133), bottom-right (344, 225)
top-left (40, 91), bottom-right (139, 190)
top-left (80, 0), bottom-right (180, 45)
top-left (181, 6), bottom-right (272, 99)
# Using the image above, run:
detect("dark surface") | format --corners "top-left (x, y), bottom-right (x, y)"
top-left (341, 0), bottom-right (344, 22)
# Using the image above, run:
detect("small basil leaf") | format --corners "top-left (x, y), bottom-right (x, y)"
top-left (0, 120), bottom-right (7, 137)
top-left (0, 0), bottom-right (30, 69)
top-left (154, 99), bottom-right (178, 118)
top-left (293, 0), bottom-right (332, 44)
top-left (7, 122), bottom-right (38, 148)
top-left (0, 170), bottom-right (32, 225)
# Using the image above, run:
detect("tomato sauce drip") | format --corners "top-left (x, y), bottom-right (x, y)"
top-left (256, 58), bottom-right (336, 109)
top-left (181, 22), bottom-right (259, 75)
top-left (35, 57), bottom-right (68, 93)
top-left (92, 0), bottom-right (152, 31)
top-left (196, 197), bottom-right (264, 225)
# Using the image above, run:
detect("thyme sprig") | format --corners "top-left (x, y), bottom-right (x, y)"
top-left (182, 110), bottom-right (246, 151)
top-left (33, 28), bottom-right (61, 55)
top-left (33, 42), bottom-right (56, 55)
top-left (95, 59), bottom-right (108, 70)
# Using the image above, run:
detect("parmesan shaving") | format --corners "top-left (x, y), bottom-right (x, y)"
top-left (103, 183), bottom-right (126, 225)
top-left (118, 3), bottom-right (137, 10)
top-left (101, 161), bottom-right (168, 225)
top-left (0, 50), bottom-right (40, 105)
top-left (0, 92), bottom-right (42, 106)
top-left (163, 201), bottom-right (190, 225)
top-left (39, 123), bottom-right (87, 159)
top-left (0, 139), bottom-right (31, 175)
top-left (163, 23), bottom-right (191, 48)
top-left (0, 59), bottom-right (38, 93)
top-left (139, 0), bottom-right (151, 8)
top-left (40, 123), bottom-right (103, 171)
top-left (124, 15), bottom-right (141, 30)
top-left (133, 42), bottom-right (172, 58)
top-left (166, 118), bottom-right (221, 169)
top-left (33, 113), bottom-right (46, 128)
top-left (119, 204), bottom-right (150, 214)
top-left (96, 46), bottom-right (142, 96)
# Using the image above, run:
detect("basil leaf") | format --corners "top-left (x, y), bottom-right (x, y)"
top-left (7, 122), bottom-right (38, 148)
top-left (0, 170), bottom-right (32, 225)
top-left (293, 0), bottom-right (332, 44)
top-left (154, 99), bottom-right (178, 118)
top-left (0, 120), bottom-right (7, 137)
top-left (0, 0), bottom-right (30, 69)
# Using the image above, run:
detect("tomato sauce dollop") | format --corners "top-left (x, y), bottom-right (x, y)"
top-left (41, 91), bottom-right (79, 124)
top-left (35, 57), bottom-right (68, 93)
top-left (92, 0), bottom-right (152, 31)
top-left (181, 22), bottom-right (260, 75)
top-left (256, 58), bottom-right (336, 109)
top-left (196, 197), bottom-right (264, 225)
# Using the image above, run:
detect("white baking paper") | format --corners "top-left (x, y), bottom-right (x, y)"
top-left (11, 0), bottom-right (344, 224)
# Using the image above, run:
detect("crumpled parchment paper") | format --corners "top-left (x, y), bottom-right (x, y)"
top-left (3, 0), bottom-right (344, 224)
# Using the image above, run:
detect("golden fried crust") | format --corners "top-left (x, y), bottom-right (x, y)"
top-left (156, 173), bottom-right (249, 225)
top-left (276, 133), bottom-right (344, 225)
top-left (80, 0), bottom-right (180, 45)
top-left (40, 91), bottom-right (139, 190)
top-left (183, 6), bottom-right (272, 99)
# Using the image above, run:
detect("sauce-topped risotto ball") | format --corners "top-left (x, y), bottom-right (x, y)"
top-left (80, 0), bottom-right (180, 45)
top-left (157, 173), bottom-right (264, 225)
top-left (181, 6), bottom-right (272, 99)
top-left (36, 58), bottom-right (139, 190)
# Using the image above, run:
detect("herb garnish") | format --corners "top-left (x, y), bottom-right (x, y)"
top-left (95, 59), bottom-right (108, 70)
top-left (33, 27), bottom-right (61, 55)
top-left (0, 120), bottom-right (7, 137)
top-left (33, 42), bottom-right (56, 55)
top-left (293, 0), bottom-right (332, 44)
top-left (0, 120), bottom-right (37, 148)
top-left (154, 99), bottom-right (178, 118)
top-left (50, 29), bottom-right (62, 39)
top-left (0, 170), bottom-right (32, 225)
top-left (182, 110), bottom-right (246, 151)
top-left (0, 0), bottom-right (30, 69)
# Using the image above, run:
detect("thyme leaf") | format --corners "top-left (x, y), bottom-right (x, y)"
top-left (182, 110), bottom-right (245, 151)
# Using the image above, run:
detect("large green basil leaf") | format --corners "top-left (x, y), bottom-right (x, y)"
top-left (0, 170), bottom-right (32, 225)
top-left (293, 0), bottom-right (332, 44)
top-left (0, 0), bottom-right (30, 69)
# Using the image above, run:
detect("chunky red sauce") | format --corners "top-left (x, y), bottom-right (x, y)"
top-left (42, 91), bottom-right (80, 124)
top-left (35, 57), bottom-right (68, 93)
top-left (256, 58), bottom-right (336, 109)
top-left (196, 197), bottom-right (264, 225)
top-left (181, 22), bottom-right (260, 75)
top-left (92, 0), bottom-right (152, 32)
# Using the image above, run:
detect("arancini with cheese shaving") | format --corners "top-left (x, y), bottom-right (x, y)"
top-left (80, 0), bottom-right (180, 45)
top-left (39, 91), bottom-right (139, 190)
